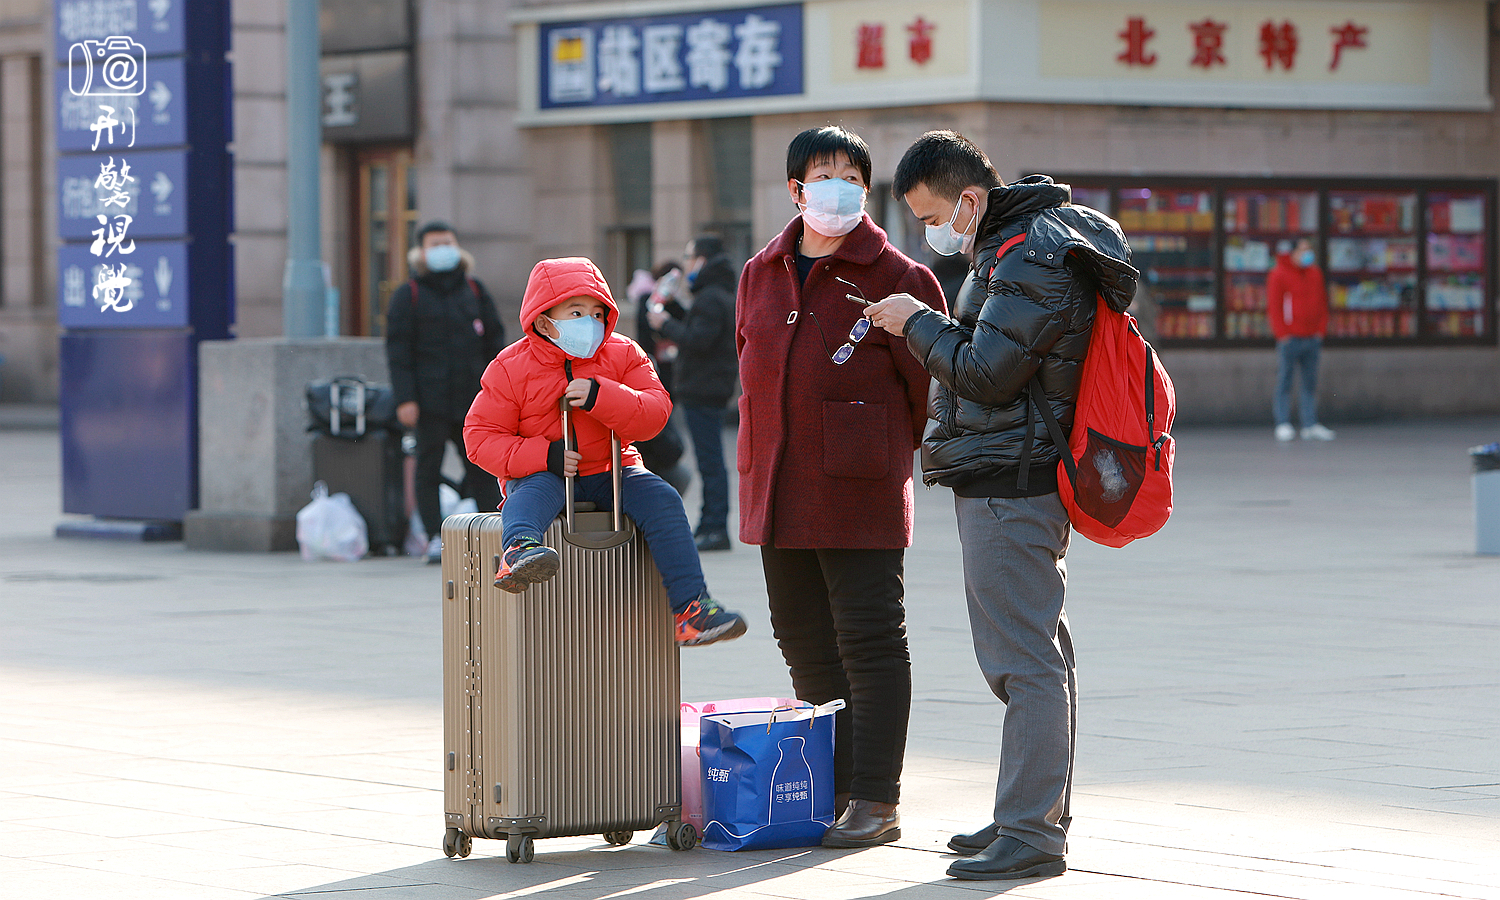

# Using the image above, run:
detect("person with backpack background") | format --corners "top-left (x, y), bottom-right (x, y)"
top-left (386, 221), bottom-right (506, 563)
top-left (865, 131), bottom-right (1137, 882)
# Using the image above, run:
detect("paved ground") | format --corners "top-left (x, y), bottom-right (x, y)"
top-left (1, 409), bottom-right (1498, 899)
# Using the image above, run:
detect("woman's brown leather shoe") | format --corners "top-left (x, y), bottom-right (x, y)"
top-left (820, 799), bottom-right (900, 848)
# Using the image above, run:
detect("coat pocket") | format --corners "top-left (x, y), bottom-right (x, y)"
top-left (736, 394), bottom-right (753, 473)
top-left (822, 401), bottom-right (888, 480)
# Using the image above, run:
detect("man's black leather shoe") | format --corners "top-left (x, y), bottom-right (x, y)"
top-left (947, 822), bottom-right (1001, 855)
top-left (820, 799), bottom-right (900, 848)
top-left (946, 835), bottom-right (1065, 881)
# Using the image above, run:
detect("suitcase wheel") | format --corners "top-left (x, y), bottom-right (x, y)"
top-left (442, 827), bottom-right (472, 859)
top-left (506, 833), bottom-right (535, 864)
top-left (603, 830), bottom-right (633, 846)
top-left (666, 821), bottom-right (698, 852)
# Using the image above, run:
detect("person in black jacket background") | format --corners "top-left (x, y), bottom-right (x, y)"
top-left (648, 234), bottom-right (739, 551)
top-left (865, 131), bottom-right (1137, 882)
top-left (386, 221), bottom-right (506, 563)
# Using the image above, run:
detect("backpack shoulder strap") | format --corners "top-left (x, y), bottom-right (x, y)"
top-left (1029, 379), bottom-right (1078, 485)
top-left (982, 233), bottom-right (1026, 284)
top-left (409, 279), bottom-right (418, 307)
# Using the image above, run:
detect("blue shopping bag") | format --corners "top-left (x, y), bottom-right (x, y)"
top-left (699, 700), bottom-right (844, 851)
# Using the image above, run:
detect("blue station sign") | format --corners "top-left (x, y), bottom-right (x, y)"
top-left (57, 54), bottom-right (185, 152)
top-left (58, 239), bottom-right (190, 329)
top-left (53, 0), bottom-right (187, 63)
top-left (538, 3), bottom-right (803, 110)
top-left (58, 148), bottom-right (188, 241)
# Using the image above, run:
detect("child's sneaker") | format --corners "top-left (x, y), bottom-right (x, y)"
top-left (494, 537), bottom-right (560, 593)
top-left (674, 595), bottom-right (747, 646)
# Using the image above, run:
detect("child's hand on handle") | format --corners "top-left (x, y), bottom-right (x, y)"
top-left (563, 378), bottom-right (593, 407)
top-left (560, 448), bottom-right (582, 477)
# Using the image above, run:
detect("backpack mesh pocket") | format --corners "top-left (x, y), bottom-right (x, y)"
top-left (1074, 429), bottom-right (1147, 527)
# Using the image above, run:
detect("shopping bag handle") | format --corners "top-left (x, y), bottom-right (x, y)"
top-left (765, 699), bottom-right (846, 732)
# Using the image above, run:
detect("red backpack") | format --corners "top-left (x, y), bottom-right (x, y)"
top-left (997, 235), bottom-right (1177, 547)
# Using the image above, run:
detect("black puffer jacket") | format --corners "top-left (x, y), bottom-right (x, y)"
top-left (656, 253), bottom-right (739, 408)
top-left (386, 248), bottom-right (506, 422)
top-left (903, 176), bottom-right (1138, 496)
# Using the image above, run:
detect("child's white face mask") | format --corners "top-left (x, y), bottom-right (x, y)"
top-left (546, 315), bottom-right (605, 358)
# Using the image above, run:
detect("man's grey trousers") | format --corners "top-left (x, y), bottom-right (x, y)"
top-left (955, 493), bottom-right (1076, 857)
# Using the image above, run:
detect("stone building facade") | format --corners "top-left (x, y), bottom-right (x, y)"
top-left (2, 0), bottom-right (1498, 424)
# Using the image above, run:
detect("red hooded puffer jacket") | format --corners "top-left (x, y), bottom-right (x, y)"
top-left (464, 257), bottom-right (671, 482)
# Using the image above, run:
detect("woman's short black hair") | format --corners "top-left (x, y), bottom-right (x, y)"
top-left (891, 130), bottom-right (1001, 201)
top-left (786, 125), bottom-right (872, 186)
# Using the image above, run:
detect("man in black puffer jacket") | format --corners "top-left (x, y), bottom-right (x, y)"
top-left (648, 234), bottom-right (739, 551)
top-left (386, 221), bottom-right (506, 563)
top-left (866, 131), bottom-right (1137, 883)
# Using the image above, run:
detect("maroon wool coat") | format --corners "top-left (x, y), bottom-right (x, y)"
top-left (736, 214), bottom-right (947, 549)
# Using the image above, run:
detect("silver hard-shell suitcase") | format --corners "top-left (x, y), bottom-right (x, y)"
top-left (441, 416), bottom-right (693, 863)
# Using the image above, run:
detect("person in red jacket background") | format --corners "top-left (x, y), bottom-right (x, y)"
top-left (1266, 238), bottom-right (1336, 441)
top-left (464, 257), bottom-right (746, 647)
top-left (737, 126), bottom-right (946, 848)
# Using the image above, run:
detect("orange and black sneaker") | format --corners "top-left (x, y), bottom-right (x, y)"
top-left (674, 594), bottom-right (747, 646)
top-left (494, 537), bottom-right (560, 593)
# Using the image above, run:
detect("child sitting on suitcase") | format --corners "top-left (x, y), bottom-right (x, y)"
top-left (464, 257), bottom-right (748, 647)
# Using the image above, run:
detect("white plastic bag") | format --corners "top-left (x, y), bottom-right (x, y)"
top-left (296, 481), bottom-right (368, 561)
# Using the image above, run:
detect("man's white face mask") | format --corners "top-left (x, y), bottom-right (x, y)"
top-left (925, 192), bottom-right (978, 257)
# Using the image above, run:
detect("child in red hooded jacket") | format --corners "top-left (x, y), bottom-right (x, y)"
top-left (464, 257), bottom-right (747, 646)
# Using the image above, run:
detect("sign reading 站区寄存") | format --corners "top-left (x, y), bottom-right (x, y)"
top-left (515, 0), bottom-right (1488, 124)
top-left (537, 4), bottom-right (804, 110)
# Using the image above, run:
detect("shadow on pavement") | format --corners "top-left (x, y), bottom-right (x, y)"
top-left (252, 840), bottom-right (1037, 900)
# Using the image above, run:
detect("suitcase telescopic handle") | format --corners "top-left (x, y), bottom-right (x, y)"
top-left (558, 396), bottom-right (624, 535)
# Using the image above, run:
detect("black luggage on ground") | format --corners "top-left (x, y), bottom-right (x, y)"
top-left (312, 429), bottom-right (407, 555)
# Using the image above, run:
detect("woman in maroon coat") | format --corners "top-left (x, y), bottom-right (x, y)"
top-left (736, 126), bottom-right (946, 847)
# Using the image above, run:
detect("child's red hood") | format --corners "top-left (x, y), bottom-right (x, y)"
top-left (520, 258), bottom-right (620, 352)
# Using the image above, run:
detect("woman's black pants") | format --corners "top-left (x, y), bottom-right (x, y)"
top-left (760, 545), bottom-right (911, 805)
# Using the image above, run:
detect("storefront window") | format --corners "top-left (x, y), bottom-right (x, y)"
top-left (1223, 190), bottom-right (1319, 340)
top-left (1115, 187), bottom-right (1216, 341)
top-left (1426, 191), bottom-right (1488, 338)
top-left (1071, 186), bottom-right (1111, 215)
top-left (1326, 190), bottom-right (1419, 339)
top-left (1060, 177), bottom-right (1494, 347)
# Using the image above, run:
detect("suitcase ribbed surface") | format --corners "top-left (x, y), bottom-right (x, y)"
top-left (442, 511), bottom-right (680, 844)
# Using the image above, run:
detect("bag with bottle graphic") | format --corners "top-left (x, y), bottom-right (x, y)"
top-left (698, 700), bottom-right (844, 851)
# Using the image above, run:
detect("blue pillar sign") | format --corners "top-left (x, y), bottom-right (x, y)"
top-left (52, 1), bottom-right (230, 333)
top-left (53, 0), bottom-right (231, 523)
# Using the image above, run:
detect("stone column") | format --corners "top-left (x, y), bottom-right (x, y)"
top-left (651, 120), bottom-right (708, 264)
